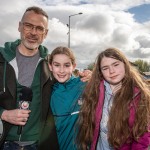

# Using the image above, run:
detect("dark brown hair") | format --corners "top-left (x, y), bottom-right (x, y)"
top-left (22, 6), bottom-right (48, 20)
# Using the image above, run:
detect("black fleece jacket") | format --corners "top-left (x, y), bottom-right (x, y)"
top-left (0, 40), bottom-right (59, 150)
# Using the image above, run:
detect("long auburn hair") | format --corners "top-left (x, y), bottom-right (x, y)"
top-left (77, 48), bottom-right (150, 149)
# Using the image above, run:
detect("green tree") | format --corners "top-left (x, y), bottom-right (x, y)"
top-left (87, 62), bottom-right (95, 71)
top-left (134, 59), bottom-right (150, 72)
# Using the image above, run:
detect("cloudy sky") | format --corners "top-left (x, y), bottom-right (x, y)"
top-left (0, 0), bottom-right (150, 69)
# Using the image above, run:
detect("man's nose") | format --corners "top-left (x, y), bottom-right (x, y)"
top-left (30, 27), bottom-right (38, 34)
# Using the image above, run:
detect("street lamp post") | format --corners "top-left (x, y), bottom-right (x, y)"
top-left (68, 12), bottom-right (83, 48)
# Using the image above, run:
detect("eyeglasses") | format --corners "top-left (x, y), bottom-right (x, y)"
top-left (21, 22), bottom-right (47, 34)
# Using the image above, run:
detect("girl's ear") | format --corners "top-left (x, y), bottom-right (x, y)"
top-left (73, 63), bottom-right (77, 71)
top-left (48, 64), bottom-right (53, 71)
top-left (18, 21), bottom-right (22, 32)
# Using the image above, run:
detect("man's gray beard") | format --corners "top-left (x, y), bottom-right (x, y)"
top-left (23, 41), bottom-right (39, 50)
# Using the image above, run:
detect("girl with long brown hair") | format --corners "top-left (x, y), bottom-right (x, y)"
top-left (77, 48), bottom-right (150, 150)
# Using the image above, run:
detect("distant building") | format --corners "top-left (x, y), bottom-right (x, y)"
top-left (130, 62), bottom-right (150, 80)
top-left (143, 72), bottom-right (150, 79)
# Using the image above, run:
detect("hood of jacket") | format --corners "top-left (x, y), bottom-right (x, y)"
top-left (0, 39), bottom-right (49, 94)
top-left (0, 39), bottom-right (48, 62)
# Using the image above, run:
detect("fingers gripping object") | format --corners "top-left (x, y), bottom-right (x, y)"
top-left (17, 87), bottom-right (33, 136)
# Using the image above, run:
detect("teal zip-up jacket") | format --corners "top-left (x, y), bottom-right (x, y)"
top-left (50, 76), bottom-right (86, 150)
top-left (0, 40), bottom-right (59, 150)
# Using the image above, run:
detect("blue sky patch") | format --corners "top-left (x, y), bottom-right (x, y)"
top-left (128, 4), bottom-right (150, 23)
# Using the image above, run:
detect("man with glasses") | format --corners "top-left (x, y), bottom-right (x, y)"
top-left (0, 6), bottom-right (59, 150)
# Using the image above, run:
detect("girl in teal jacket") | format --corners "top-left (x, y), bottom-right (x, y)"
top-left (48, 46), bottom-right (86, 150)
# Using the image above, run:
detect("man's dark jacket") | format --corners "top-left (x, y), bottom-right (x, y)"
top-left (0, 40), bottom-right (59, 150)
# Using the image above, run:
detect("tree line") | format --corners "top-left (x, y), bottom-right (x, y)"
top-left (87, 59), bottom-right (150, 73)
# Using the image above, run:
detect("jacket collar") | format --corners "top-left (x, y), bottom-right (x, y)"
top-left (40, 59), bottom-right (53, 87)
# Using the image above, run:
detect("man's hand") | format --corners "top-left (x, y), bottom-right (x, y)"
top-left (79, 69), bottom-right (92, 82)
top-left (1, 109), bottom-right (31, 126)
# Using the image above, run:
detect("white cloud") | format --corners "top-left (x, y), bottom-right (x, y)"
top-left (0, 0), bottom-right (150, 68)
top-left (36, 0), bottom-right (150, 10)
